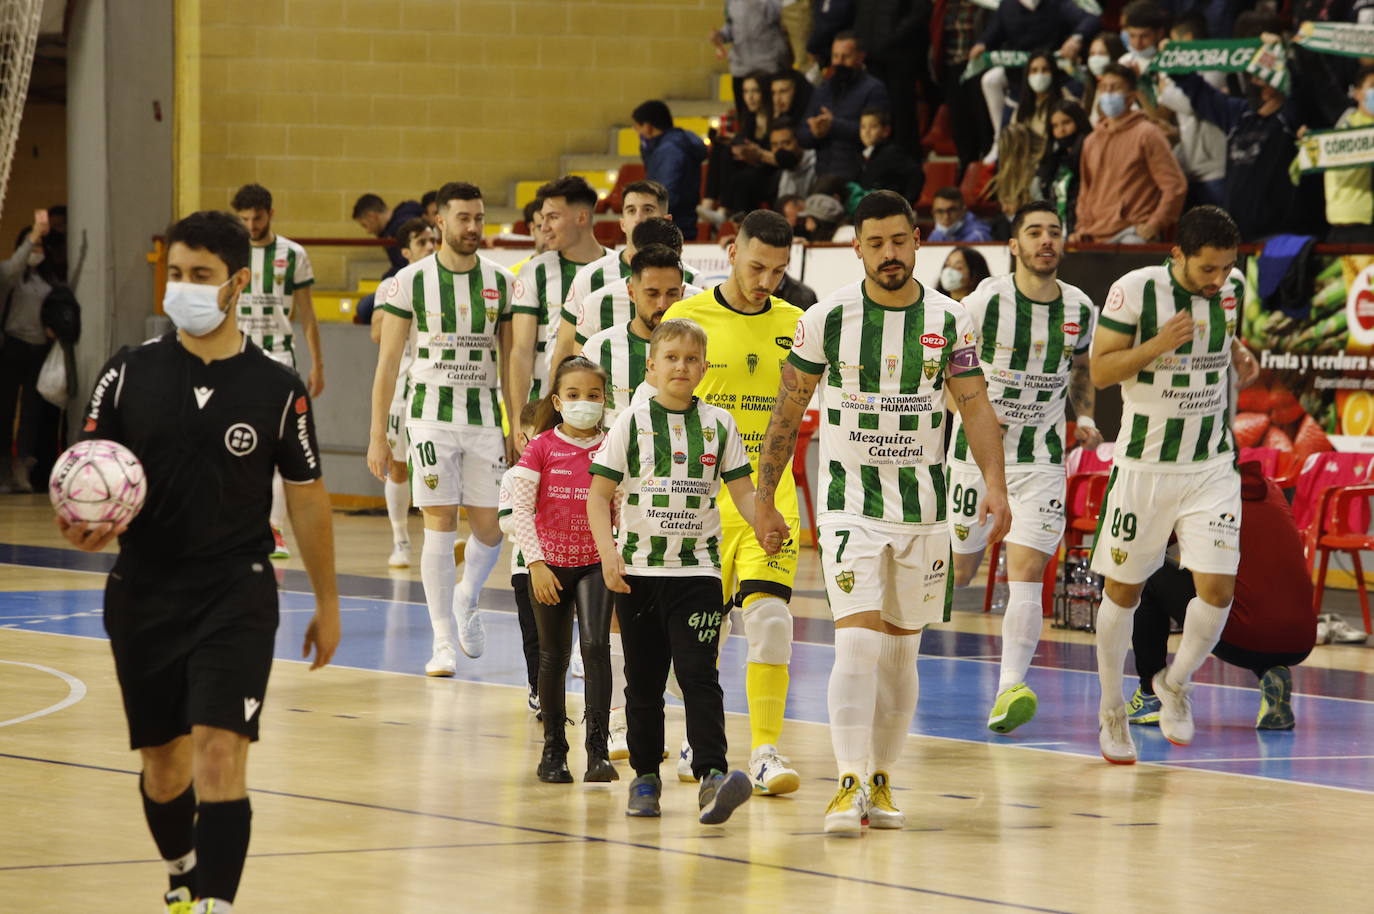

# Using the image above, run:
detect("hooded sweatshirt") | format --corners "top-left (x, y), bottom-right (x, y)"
top-left (1075, 110), bottom-right (1186, 241)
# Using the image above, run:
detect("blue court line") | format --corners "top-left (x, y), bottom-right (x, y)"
top-left (0, 751), bottom-right (1074, 913)
top-left (3, 542), bottom-right (1373, 794)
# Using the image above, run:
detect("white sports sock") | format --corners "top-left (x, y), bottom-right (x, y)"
top-left (998, 582), bottom-right (1045, 692)
top-left (421, 529), bottom-right (458, 645)
top-left (456, 533), bottom-right (503, 614)
top-left (609, 631), bottom-right (627, 708)
top-left (871, 631), bottom-right (922, 776)
top-left (384, 479), bottom-right (410, 544)
top-left (1095, 595), bottom-right (1138, 713)
top-left (270, 473), bottom-right (285, 527)
top-left (827, 627), bottom-right (882, 777)
top-left (1167, 597), bottom-right (1232, 687)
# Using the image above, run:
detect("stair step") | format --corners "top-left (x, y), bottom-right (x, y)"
top-left (562, 153), bottom-right (635, 172)
top-left (664, 98), bottom-right (727, 119)
top-left (611, 116), bottom-right (716, 156)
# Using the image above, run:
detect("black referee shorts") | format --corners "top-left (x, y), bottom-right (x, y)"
top-left (102, 557), bottom-right (279, 749)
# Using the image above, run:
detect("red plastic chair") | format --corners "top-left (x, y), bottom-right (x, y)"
top-left (792, 409), bottom-right (820, 548)
top-left (1311, 483), bottom-right (1374, 631)
top-left (1292, 451), bottom-right (1374, 548)
top-left (915, 160), bottom-right (959, 214)
top-left (1065, 441), bottom-right (1114, 477)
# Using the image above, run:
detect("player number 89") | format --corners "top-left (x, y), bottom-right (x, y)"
top-left (1110, 509), bottom-right (1137, 542)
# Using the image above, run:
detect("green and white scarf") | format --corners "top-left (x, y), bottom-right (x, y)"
top-left (1295, 125), bottom-right (1374, 174)
top-left (1145, 39), bottom-right (1290, 94)
top-left (1293, 21), bottom-right (1374, 59)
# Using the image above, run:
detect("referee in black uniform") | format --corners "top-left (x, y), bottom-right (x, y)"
top-left (56, 211), bottom-right (340, 914)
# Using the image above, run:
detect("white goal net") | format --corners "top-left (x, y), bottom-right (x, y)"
top-left (0, 0), bottom-right (43, 221)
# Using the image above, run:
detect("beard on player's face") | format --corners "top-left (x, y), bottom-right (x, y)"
top-left (866, 257), bottom-right (911, 290)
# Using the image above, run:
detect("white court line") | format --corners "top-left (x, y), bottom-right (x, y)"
top-left (0, 659), bottom-right (88, 727)
top-left (1165, 755), bottom-right (1374, 764)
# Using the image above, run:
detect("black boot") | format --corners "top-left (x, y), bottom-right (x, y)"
top-left (583, 709), bottom-right (619, 782)
top-left (537, 741), bottom-right (573, 783)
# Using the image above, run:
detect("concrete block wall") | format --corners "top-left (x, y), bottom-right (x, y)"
top-left (190, 0), bottom-right (724, 288)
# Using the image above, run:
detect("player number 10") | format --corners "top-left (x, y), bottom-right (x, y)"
top-left (416, 441), bottom-right (438, 466)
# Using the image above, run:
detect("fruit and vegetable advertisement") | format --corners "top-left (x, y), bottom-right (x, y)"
top-left (1239, 254), bottom-right (1374, 467)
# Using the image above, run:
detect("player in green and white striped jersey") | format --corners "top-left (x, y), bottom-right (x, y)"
top-left (508, 176), bottom-right (609, 413)
top-left (1087, 205), bottom-right (1262, 763)
top-left (233, 183), bottom-right (325, 561)
top-left (753, 191), bottom-right (1010, 835)
top-left (367, 182), bottom-right (519, 677)
top-left (944, 201), bottom-right (1102, 736)
top-left (581, 244), bottom-right (685, 428)
top-left (549, 209), bottom-right (701, 368)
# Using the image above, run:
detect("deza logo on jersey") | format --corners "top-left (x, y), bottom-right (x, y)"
top-left (1063, 322), bottom-right (1081, 335)
top-left (920, 333), bottom-right (947, 349)
top-left (294, 396), bottom-right (317, 469)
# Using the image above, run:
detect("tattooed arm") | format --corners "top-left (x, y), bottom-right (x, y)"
top-left (946, 373), bottom-right (1011, 544)
top-left (753, 361), bottom-right (820, 549)
top-left (1069, 353), bottom-right (1102, 449)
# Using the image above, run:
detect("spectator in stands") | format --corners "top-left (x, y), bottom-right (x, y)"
top-left (633, 100), bottom-right (709, 240)
top-left (1034, 99), bottom-right (1093, 235)
top-left (774, 269), bottom-right (819, 310)
top-left (1320, 63), bottom-right (1374, 244)
top-left (798, 192), bottom-right (845, 241)
top-left (779, 1), bottom-right (813, 78)
top-left (713, 0), bottom-right (793, 126)
top-left (421, 190), bottom-right (438, 228)
top-left (806, 0), bottom-right (856, 76)
top-left (1082, 31), bottom-right (1126, 121)
top-left (928, 186), bottom-right (993, 242)
top-left (1014, 50), bottom-right (1072, 140)
top-left (778, 193), bottom-right (806, 229)
top-left (798, 32), bottom-right (891, 182)
top-left (932, 0), bottom-right (994, 172)
top-left (1072, 64), bottom-right (1185, 243)
top-left (0, 217), bottom-right (57, 493)
top-left (934, 246), bottom-right (991, 303)
top-left (857, 108), bottom-right (924, 202)
top-left (1169, 67), bottom-right (1299, 242)
top-left (991, 123), bottom-right (1044, 220)
top-left (707, 72), bottom-right (779, 218)
top-left (1118, 1), bottom-right (1168, 74)
top-left (770, 69), bottom-right (813, 121)
top-left (852, 0), bottom-right (930, 156)
top-left (967, 0), bottom-right (1100, 163)
top-left (352, 193), bottom-right (424, 272)
top-left (769, 117), bottom-right (818, 204)
top-left (1154, 13), bottom-right (1228, 209)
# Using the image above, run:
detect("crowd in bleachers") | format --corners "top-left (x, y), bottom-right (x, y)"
top-left (663, 0), bottom-right (1374, 247)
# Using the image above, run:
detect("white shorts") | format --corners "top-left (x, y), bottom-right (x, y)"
top-left (1089, 459), bottom-right (1241, 584)
top-left (947, 465), bottom-right (1065, 556)
top-left (404, 424), bottom-right (506, 508)
top-left (386, 404), bottom-right (407, 464)
top-left (818, 519), bottom-right (952, 630)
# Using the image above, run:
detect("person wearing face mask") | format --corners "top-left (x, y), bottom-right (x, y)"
top-left (0, 213), bottom-right (59, 493)
top-left (767, 118), bottom-right (818, 203)
top-left (934, 245), bottom-right (992, 302)
top-left (1170, 57), bottom-right (1300, 242)
top-left (1013, 50), bottom-right (1071, 139)
top-left (798, 32), bottom-right (890, 182)
top-left (1035, 99), bottom-right (1093, 234)
top-left (1117, 0), bottom-right (1168, 73)
top-left (928, 187), bottom-right (994, 242)
top-left (508, 355), bottom-right (618, 783)
top-left (1082, 31), bottom-right (1125, 122)
top-left (59, 210), bottom-right (340, 914)
top-left (1072, 63), bottom-right (1186, 243)
top-left (1320, 64), bottom-right (1374, 244)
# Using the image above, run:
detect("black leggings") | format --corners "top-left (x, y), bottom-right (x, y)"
top-left (1134, 561), bottom-right (1312, 688)
top-left (531, 562), bottom-right (613, 749)
top-left (512, 574), bottom-right (538, 691)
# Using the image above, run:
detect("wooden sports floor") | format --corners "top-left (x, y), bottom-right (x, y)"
top-left (3, 494), bottom-right (1374, 913)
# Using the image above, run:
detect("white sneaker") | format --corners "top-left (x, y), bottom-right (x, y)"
top-left (608, 707), bottom-right (629, 760)
top-left (569, 642), bottom-right (585, 679)
top-left (749, 744), bottom-right (800, 795)
top-left (388, 541), bottom-right (411, 568)
top-left (824, 773), bottom-right (867, 835)
top-left (677, 738), bottom-right (695, 782)
top-left (425, 641), bottom-right (456, 677)
top-left (1152, 669), bottom-right (1195, 746)
top-left (865, 771), bottom-right (904, 829)
top-left (1098, 706), bottom-right (1137, 764)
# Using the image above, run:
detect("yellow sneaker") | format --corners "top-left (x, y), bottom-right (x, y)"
top-left (164, 887), bottom-right (194, 914)
top-left (824, 773), bottom-right (866, 836)
top-left (987, 683), bottom-right (1038, 734)
top-left (866, 770), bottom-right (904, 829)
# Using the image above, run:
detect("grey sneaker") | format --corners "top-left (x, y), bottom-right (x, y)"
top-left (626, 774), bottom-right (661, 817)
top-left (697, 769), bottom-right (752, 825)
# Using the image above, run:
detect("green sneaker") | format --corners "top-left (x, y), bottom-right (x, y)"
top-left (987, 683), bottom-right (1037, 734)
top-left (1257, 666), bottom-right (1295, 730)
top-left (1127, 686), bottom-right (1161, 725)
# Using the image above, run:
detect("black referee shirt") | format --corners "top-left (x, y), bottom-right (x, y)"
top-left (80, 332), bottom-right (323, 564)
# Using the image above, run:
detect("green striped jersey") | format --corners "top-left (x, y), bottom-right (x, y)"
top-left (377, 253), bottom-right (514, 429)
top-left (1096, 264), bottom-right (1242, 470)
top-left (582, 321), bottom-right (650, 429)
top-left (511, 248), bottom-right (606, 401)
top-left (950, 275), bottom-right (1096, 468)
top-left (562, 254), bottom-right (701, 344)
top-left (589, 397), bottom-right (753, 576)
top-left (789, 280), bottom-right (982, 528)
top-left (388, 336), bottom-right (415, 415)
top-left (497, 467), bottom-right (528, 576)
top-left (238, 235), bottom-right (314, 358)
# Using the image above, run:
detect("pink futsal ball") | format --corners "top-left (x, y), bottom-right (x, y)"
top-left (49, 439), bottom-right (147, 527)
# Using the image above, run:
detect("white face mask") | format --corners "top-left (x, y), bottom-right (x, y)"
top-left (1027, 72), bottom-right (1053, 94)
top-left (163, 280), bottom-right (231, 337)
top-left (1132, 44), bottom-right (1157, 61)
top-left (1087, 54), bottom-right (1111, 77)
top-left (940, 266), bottom-right (966, 291)
top-left (1018, 0), bottom-right (1042, 9)
top-left (558, 399), bottom-right (604, 430)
